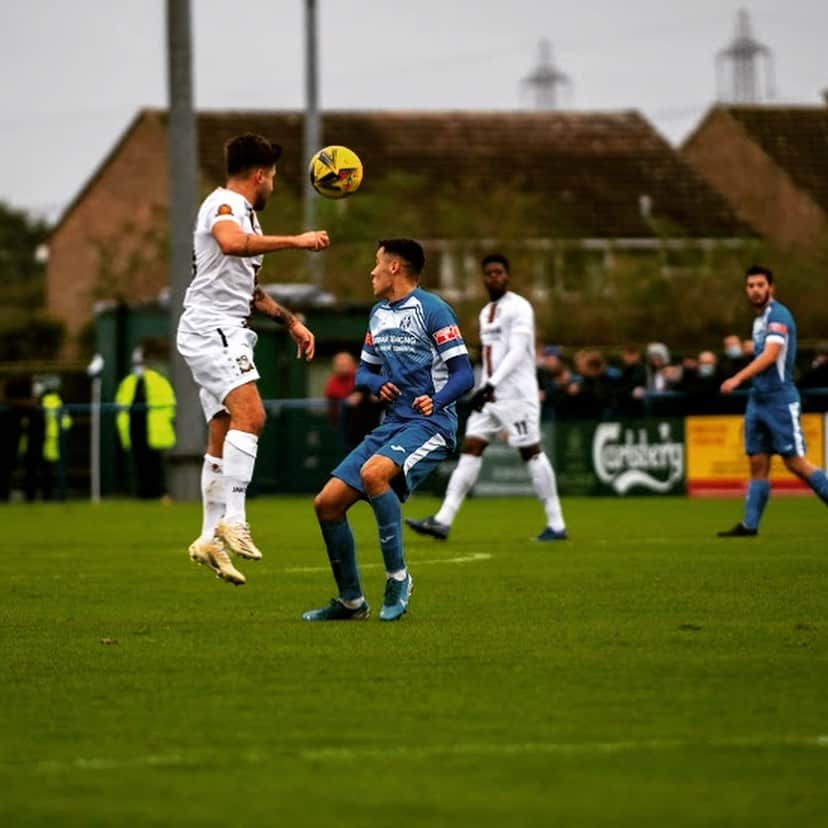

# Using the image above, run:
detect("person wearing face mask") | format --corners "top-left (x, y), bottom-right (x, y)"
top-left (678, 350), bottom-right (721, 414)
top-left (721, 334), bottom-right (751, 384)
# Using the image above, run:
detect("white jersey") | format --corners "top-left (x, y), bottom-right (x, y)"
top-left (479, 290), bottom-right (538, 401)
top-left (179, 187), bottom-right (263, 331)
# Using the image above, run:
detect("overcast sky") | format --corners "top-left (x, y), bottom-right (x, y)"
top-left (2, 0), bottom-right (826, 221)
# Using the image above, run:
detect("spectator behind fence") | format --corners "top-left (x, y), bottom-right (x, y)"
top-left (324, 351), bottom-right (383, 451)
top-left (20, 375), bottom-right (72, 502)
top-left (722, 334), bottom-right (751, 380)
top-left (613, 345), bottom-right (647, 416)
top-left (566, 348), bottom-right (615, 419)
top-left (677, 350), bottom-right (722, 414)
top-left (645, 342), bottom-right (686, 416)
top-left (325, 351), bottom-right (357, 424)
top-left (645, 342), bottom-right (675, 391)
top-left (539, 357), bottom-right (577, 420)
top-left (536, 345), bottom-right (562, 391)
top-left (115, 347), bottom-right (176, 499)
top-left (799, 343), bottom-right (828, 412)
top-left (536, 344), bottom-right (563, 417)
top-left (799, 343), bottom-right (828, 389)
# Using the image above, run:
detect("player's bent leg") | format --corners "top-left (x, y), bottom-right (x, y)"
top-left (303, 478), bottom-right (369, 620)
top-left (186, 411), bottom-right (230, 574)
top-left (200, 452), bottom-right (225, 538)
top-left (361, 454), bottom-right (414, 621)
top-left (782, 456), bottom-right (828, 506)
top-left (433, 438), bottom-right (487, 531)
top-left (408, 437), bottom-right (488, 539)
top-left (215, 382), bottom-right (265, 561)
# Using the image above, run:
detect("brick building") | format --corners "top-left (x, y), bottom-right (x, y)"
top-left (682, 103), bottom-right (828, 249)
top-left (47, 109), bottom-right (751, 351)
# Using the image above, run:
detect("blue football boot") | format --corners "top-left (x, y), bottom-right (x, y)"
top-left (302, 598), bottom-right (370, 621)
top-left (378, 574), bottom-right (413, 622)
top-left (535, 527), bottom-right (568, 542)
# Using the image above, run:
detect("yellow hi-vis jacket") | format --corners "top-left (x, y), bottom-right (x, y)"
top-left (42, 392), bottom-right (72, 462)
top-left (115, 370), bottom-right (176, 451)
top-left (19, 392), bottom-right (72, 461)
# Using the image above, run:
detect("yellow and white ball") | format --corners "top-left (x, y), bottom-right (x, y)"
top-left (308, 145), bottom-right (363, 199)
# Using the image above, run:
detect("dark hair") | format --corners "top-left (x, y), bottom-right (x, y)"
top-left (481, 253), bottom-right (510, 272)
top-left (745, 264), bottom-right (773, 284)
top-left (225, 133), bottom-right (282, 177)
top-left (377, 239), bottom-right (425, 276)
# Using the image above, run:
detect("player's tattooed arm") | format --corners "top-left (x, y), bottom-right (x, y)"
top-left (249, 286), bottom-right (315, 360)
top-left (251, 285), bottom-right (296, 326)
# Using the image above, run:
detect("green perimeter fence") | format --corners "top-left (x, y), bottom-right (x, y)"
top-left (2, 393), bottom-right (827, 502)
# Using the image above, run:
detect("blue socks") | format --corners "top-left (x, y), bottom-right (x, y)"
top-left (807, 469), bottom-right (828, 505)
top-left (368, 489), bottom-right (406, 575)
top-left (743, 480), bottom-right (771, 530)
top-left (319, 519), bottom-right (362, 601)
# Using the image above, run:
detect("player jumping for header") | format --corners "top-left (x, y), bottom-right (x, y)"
top-left (177, 133), bottom-right (328, 585)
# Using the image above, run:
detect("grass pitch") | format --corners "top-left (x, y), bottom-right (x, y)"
top-left (1, 495), bottom-right (827, 827)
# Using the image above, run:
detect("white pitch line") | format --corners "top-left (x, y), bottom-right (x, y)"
top-left (33, 735), bottom-right (828, 773)
top-left (285, 551), bottom-right (492, 574)
top-left (301, 735), bottom-right (828, 762)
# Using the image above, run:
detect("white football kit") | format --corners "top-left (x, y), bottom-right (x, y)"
top-left (465, 291), bottom-right (540, 447)
top-left (176, 188), bottom-right (263, 421)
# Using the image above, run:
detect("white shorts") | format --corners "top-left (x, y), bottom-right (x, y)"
top-left (176, 323), bottom-right (260, 421)
top-left (464, 397), bottom-right (541, 448)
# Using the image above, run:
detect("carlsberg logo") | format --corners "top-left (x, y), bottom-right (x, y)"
top-left (592, 422), bottom-right (684, 494)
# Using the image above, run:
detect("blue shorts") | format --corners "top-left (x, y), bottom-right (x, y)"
top-left (331, 419), bottom-right (452, 502)
top-left (744, 395), bottom-right (806, 457)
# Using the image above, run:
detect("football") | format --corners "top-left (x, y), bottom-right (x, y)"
top-left (308, 145), bottom-right (363, 199)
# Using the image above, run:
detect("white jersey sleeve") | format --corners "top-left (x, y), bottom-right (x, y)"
top-left (479, 292), bottom-right (539, 401)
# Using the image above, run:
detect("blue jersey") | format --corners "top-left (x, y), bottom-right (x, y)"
top-left (751, 300), bottom-right (798, 399)
top-left (360, 287), bottom-right (469, 444)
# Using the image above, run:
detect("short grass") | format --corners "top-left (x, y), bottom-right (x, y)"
top-left (1, 495), bottom-right (827, 827)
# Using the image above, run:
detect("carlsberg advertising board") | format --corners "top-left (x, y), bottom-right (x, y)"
top-left (555, 419), bottom-right (686, 496)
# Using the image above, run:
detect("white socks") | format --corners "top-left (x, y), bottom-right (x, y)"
top-left (222, 429), bottom-right (258, 524)
top-left (200, 455), bottom-right (225, 540)
top-left (527, 452), bottom-right (566, 532)
top-left (435, 454), bottom-right (483, 526)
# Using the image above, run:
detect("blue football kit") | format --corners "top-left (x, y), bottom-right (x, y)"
top-left (744, 300), bottom-right (805, 457)
top-left (728, 295), bottom-right (828, 535)
top-left (303, 284), bottom-right (473, 620)
top-left (332, 287), bottom-right (472, 501)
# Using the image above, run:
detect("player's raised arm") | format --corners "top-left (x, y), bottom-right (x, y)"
top-left (212, 220), bottom-right (329, 256)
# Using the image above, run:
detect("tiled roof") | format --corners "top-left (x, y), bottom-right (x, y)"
top-left (188, 109), bottom-right (750, 239)
top-left (721, 106), bottom-right (828, 213)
